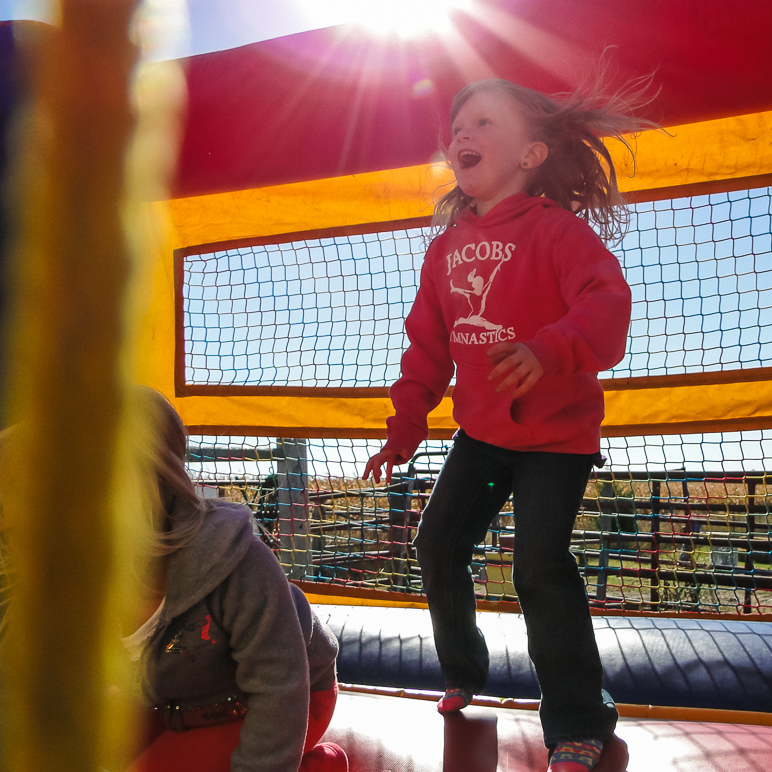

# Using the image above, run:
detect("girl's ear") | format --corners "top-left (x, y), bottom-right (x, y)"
top-left (523, 141), bottom-right (548, 170)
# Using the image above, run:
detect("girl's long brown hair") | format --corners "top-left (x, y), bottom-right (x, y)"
top-left (434, 72), bottom-right (658, 244)
top-left (141, 387), bottom-right (206, 555)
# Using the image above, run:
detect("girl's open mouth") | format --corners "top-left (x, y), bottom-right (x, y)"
top-left (458, 150), bottom-right (481, 169)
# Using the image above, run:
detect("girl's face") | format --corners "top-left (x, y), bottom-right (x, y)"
top-left (448, 89), bottom-right (539, 216)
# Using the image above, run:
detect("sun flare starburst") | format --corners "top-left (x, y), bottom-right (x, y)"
top-left (300, 0), bottom-right (473, 40)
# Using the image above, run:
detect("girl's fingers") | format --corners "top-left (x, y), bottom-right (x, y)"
top-left (492, 361), bottom-right (543, 395)
top-left (510, 371), bottom-right (539, 399)
top-left (493, 370), bottom-right (522, 392)
top-left (488, 354), bottom-right (521, 382)
top-left (486, 341), bottom-right (517, 366)
top-left (491, 355), bottom-right (526, 388)
top-left (365, 449), bottom-right (408, 485)
top-left (364, 457), bottom-right (381, 483)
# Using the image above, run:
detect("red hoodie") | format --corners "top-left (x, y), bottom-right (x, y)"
top-left (385, 194), bottom-right (632, 458)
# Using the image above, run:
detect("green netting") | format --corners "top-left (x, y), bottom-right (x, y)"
top-left (182, 186), bottom-right (772, 615)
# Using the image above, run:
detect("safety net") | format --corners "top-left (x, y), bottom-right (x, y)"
top-left (182, 188), bottom-right (771, 387)
top-left (181, 186), bottom-right (772, 616)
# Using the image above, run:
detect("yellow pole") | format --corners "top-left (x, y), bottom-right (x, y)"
top-left (2, 2), bottom-right (182, 770)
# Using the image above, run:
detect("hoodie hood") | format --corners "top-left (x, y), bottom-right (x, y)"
top-left (163, 499), bottom-right (254, 618)
top-left (455, 193), bottom-right (560, 229)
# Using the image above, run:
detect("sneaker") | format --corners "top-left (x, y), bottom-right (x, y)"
top-left (548, 739), bottom-right (603, 771)
top-left (301, 741), bottom-right (349, 771)
top-left (437, 687), bottom-right (473, 714)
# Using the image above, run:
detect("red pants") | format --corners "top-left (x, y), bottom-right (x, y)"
top-left (129, 685), bottom-right (341, 772)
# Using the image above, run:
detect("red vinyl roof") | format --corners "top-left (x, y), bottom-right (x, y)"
top-left (173, 0), bottom-right (772, 198)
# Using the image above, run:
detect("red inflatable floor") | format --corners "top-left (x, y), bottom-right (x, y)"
top-left (323, 690), bottom-right (772, 772)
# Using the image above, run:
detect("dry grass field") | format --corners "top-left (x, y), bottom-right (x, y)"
top-left (207, 470), bottom-right (772, 615)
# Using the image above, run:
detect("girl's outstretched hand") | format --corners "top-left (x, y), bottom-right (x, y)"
top-left (487, 341), bottom-right (544, 399)
top-left (363, 447), bottom-right (408, 484)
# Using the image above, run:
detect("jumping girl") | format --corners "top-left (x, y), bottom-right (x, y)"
top-left (364, 77), bottom-right (653, 772)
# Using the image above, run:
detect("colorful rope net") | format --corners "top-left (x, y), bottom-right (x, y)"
top-left (181, 187), bottom-right (772, 615)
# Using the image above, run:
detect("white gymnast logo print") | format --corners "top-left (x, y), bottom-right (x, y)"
top-left (446, 241), bottom-right (515, 334)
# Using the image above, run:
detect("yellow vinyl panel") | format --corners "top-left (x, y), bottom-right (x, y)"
top-left (173, 392), bottom-right (455, 438)
top-left (602, 377), bottom-right (772, 436)
top-left (167, 163), bottom-right (449, 249)
top-left (165, 109), bottom-right (772, 250)
top-left (163, 372), bottom-right (772, 438)
top-left (134, 200), bottom-right (179, 399)
top-left (612, 109), bottom-right (772, 193)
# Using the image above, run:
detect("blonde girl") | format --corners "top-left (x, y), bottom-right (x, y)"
top-left (365, 77), bottom-right (653, 772)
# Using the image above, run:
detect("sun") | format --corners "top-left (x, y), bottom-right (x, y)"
top-left (299, 0), bottom-right (473, 40)
top-left (352, 0), bottom-right (473, 38)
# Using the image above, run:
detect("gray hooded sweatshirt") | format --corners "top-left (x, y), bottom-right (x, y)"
top-left (140, 499), bottom-right (338, 772)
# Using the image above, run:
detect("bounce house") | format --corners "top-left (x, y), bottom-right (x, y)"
top-left (1, 2), bottom-right (771, 771)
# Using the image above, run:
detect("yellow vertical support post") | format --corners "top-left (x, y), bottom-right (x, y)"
top-left (0, 1), bottom-right (180, 770)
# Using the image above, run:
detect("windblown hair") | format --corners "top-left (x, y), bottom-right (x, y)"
top-left (141, 387), bottom-right (206, 555)
top-left (433, 72), bottom-right (658, 244)
top-left (0, 393), bottom-right (204, 637)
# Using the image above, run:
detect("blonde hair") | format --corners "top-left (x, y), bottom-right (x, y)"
top-left (0, 393), bottom-right (204, 637)
top-left (140, 387), bottom-right (206, 555)
top-left (434, 74), bottom-right (657, 244)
